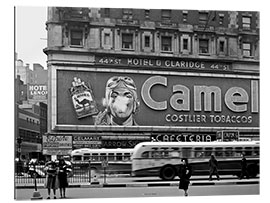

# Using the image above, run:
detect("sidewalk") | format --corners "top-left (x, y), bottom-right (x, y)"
top-left (15, 176), bottom-right (259, 189)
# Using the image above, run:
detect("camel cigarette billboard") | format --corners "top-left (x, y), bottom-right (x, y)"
top-left (53, 67), bottom-right (259, 129)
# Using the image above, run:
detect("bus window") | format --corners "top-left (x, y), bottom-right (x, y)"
top-left (169, 151), bottom-right (180, 158)
top-left (100, 153), bottom-right (107, 161)
top-left (123, 153), bottom-right (130, 161)
top-left (108, 153), bottom-right (115, 161)
top-left (141, 151), bottom-right (149, 158)
top-left (214, 147), bottom-right (223, 157)
top-left (92, 153), bottom-right (98, 161)
top-left (151, 151), bottom-right (161, 158)
top-left (244, 147), bottom-right (252, 156)
top-left (83, 153), bottom-right (91, 161)
top-left (225, 147), bottom-right (233, 157)
top-left (161, 150), bottom-right (169, 158)
top-left (72, 155), bottom-right (82, 161)
top-left (235, 147), bottom-right (243, 157)
top-left (182, 148), bottom-right (192, 158)
top-left (116, 153), bottom-right (122, 161)
top-left (205, 147), bottom-right (213, 157)
top-left (194, 147), bottom-right (203, 158)
top-left (254, 147), bottom-right (259, 156)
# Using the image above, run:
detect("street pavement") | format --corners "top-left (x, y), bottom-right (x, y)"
top-left (14, 175), bottom-right (259, 200)
top-left (15, 183), bottom-right (259, 200)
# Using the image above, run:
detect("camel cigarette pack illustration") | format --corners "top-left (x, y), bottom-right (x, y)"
top-left (69, 77), bottom-right (98, 119)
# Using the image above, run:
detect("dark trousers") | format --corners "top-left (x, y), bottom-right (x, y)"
top-left (209, 167), bottom-right (220, 180)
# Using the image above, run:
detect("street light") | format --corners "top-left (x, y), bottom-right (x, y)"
top-left (16, 137), bottom-right (23, 175)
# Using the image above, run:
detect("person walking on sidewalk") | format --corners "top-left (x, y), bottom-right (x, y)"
top-left (44, 158), bottom-right (59, 199)
top-left (209, 154), bottom-right (220, 181)
top-left (178, 158), bottom-right (192, 196)
top-left (240, 153), bottom-right (249, 179)
top-left (57, 158), bottom-right (70, 198)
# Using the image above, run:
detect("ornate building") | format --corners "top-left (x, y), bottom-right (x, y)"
top-left (44, 7), bottom-right (259, 151)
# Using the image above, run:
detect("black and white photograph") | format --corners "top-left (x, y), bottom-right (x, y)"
top-left (5, 0), bottom-right (269, 202)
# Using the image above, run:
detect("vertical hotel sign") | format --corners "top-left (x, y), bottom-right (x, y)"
top-left (42, 135), bottom-right (72, 155)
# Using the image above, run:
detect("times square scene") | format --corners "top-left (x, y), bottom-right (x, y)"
top-left (14, 2), bottom-right (262, 202)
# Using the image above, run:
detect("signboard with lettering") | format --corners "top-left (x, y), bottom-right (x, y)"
top-left (42, 135), bottom-right (72, 155)
top-left (73, 134), bottom-right (102, 149)
top-left (216, 130), bottom-right (239, 141)
top-left (55, 68), bottom-right (259, 129)
top-left (96, 56), bottom-right (232, 72)
top-left (28, 84), bottom-right (48, 100)
top-left (151, 133), bottom-right (216, 142)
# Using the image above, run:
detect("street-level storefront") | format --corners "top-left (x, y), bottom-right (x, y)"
top-left (46, 53), bottom-right (259, 152)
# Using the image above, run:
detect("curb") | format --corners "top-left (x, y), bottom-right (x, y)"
top-left (15, 180), bottom-right (259, 189)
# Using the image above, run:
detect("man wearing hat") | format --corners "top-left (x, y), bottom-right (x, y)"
top-left (95, 76), bottom-right (139, 126)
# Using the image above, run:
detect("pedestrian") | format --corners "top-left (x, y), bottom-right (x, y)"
top-left (44, 158), bottom-right (59, 199)
top-left (57, 158), bottom-right (69, 198)
top-left (240, 153), bottom-right (249, 179)
top-left (209, 154), bottom-right (220, 181)
top-left (178, 158), bottom-right (192, 196)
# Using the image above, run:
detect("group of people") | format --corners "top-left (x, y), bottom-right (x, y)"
top-left (178, 153), bottom-right (249, 196)
top-left (44, 157), bottom-right (72, 199)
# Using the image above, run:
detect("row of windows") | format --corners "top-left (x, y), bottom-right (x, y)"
top-left (69, 29), bottom-right (254, 57)
top-left (26, 117), bottom-right (40, 125)
top-left (18, 129), bottom-right (41, 143)
top-left (72, 152), bottom-right (132, 162)
top-left (103, 9), bottom-right (253, 29)
top-left (140, 146), bottom-right (259, 159)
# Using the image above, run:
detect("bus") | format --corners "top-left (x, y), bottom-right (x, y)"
top-left (71, 148), bottom-right (133, 175)
top-left (131, 141), bottom-right (259, 180)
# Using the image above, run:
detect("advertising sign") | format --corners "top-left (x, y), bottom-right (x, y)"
top-left (96, 56), bottom-right (232, 72)
top-left (69, 77), bottom-right (98, 119)
top-left (42, 135), bottom-right (72, 155)
top-left (73, 134), bottom-right (102, 149)
top-left (28, 84), bottom-right (48, 100)
top-left (55, 69), bottom-right (259, 128)
top-left (151, 132), bottom-right (216, 142)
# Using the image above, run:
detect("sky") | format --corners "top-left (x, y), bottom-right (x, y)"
top-left (15, 6), bottom-right (47, 69)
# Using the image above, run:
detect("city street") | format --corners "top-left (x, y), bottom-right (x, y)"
top-left (15, 183), bottom-right (259, 200)
top-left (15, 175), bottom-right (259, 200)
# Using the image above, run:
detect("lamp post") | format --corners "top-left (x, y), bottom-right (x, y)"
top-left (17, 137), bottom-right (22, 175)
top-left (30, 159), bottom-right (43, 200)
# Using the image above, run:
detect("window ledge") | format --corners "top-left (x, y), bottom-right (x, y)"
top-left (243, 55), bottom-right (254, 59)
top-left (70, 45), bottom-right (84, 48)
top-left (121, 48), bottom-right (135, 51)
top-left (199, 53), bottom-right (210, 56)
top-left (161, 51), bottom-right (173, 54)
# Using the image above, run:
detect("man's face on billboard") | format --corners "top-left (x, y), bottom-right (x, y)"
top-left (108, 87), bottom-right (134, 120)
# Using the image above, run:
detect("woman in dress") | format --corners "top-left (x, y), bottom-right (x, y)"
top-left (58, 158), bottom-right (69, 198)
top-left (44, 159), bottom-right (58, 199)
top-left (178, 158), bottom-right (192, 196)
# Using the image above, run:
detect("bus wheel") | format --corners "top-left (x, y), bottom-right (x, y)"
top-left (247, 164), bottom-right (259, 178)
top-left (160, 165), bottom-right (176, 181)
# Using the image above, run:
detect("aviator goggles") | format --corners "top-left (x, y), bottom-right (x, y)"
top-left (106, 76), bottom-right (137, 90)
